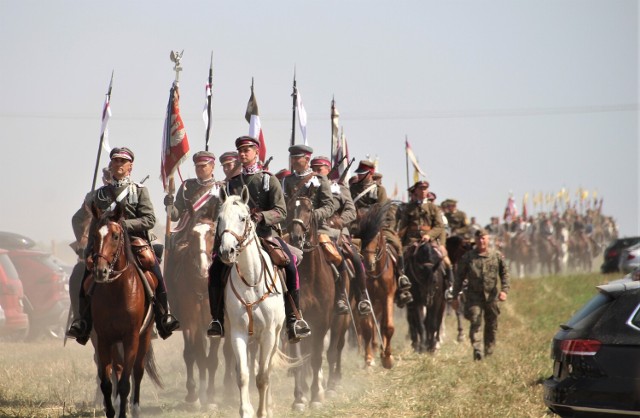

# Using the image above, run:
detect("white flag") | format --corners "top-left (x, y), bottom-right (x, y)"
top-left (295, 87), bottom-right (308, 145)
top-left (100, 95), bottom-right (112, 153)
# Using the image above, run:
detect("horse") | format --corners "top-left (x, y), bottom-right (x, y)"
top-left (355, 202), bottom-right (397, 369)
top-left (87, 203), bottom-right (162, 418)
top-left (405, 241), bottom-right (447, 353)
top-left (536, 234), bottom-right (560, 276)
top-left (165, 208), bottom-right (233, 408)
top-left (568, 232), bottom-right (593, 272)
top-left (556, 223), bottom-right (570, 272)
top-left (504, 231), bottom-right (535, 278)
top-left (216, 186), bottom-right (285, 418)
top-left (285, 195), bottom-right (336, 410)
top-left (445, 234), bottom-right (473, 343)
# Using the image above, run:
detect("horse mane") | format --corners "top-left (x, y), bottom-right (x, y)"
top-left (358, 201), bottom-right (392, 248)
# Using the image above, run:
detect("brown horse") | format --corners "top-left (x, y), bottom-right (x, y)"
top-left (286, 196), bottom-right (336, 411)
top-left (87, 204), bottom-right (161, 418)
top-left (356, 202), bottom-right (396, 369)
top-left (166, 211), bottom-right (233, 408)
top-left (568, 232), bottom-right (593, 272)
top-left (536, 234), bottom-right (560, 276)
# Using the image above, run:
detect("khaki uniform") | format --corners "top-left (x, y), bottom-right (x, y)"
top-left (397, 200), bottom-right (446, 247)
top-left (168, 178), bottom-right (222, 222)
top-left (325, 182), bottom-right (357, 239)
top-left (86, 182), bottom-right (155, 255)
top-left (226, 171), bottom-right (286, 239)
top-left (283, 172), bottom-right (335, 235)
top-left (453, 249), bottom-right (510, 356)
top-left (446, 210), bottom-right (470, 237)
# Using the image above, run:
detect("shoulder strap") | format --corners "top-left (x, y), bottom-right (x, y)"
top-left (353, 183), bottom-right (377, 204)
top-left (288, 173), bottom-right (315, 201)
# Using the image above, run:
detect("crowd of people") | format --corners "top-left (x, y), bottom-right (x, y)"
top-left (65, 136), bottom-right (618, 362)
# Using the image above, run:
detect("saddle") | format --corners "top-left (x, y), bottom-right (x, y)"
top-left (319, 234), bottom-right (343, 266)
top-left (260, 237), bottom-right (290, 267)
top-left (131, 237), bottom-right (156, 270)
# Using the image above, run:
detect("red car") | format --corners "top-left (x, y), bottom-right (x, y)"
top-left (0, 249), bottom-right (29, 339)
top-left (7, 249), bottom-right (70, 340)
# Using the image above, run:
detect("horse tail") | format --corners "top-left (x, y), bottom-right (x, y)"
top-left (357, 201), bottom-right (392, 247)
top-left (144, 343), bottom-right (164, 389)
top-left (272, 345), bottom-right (306, 370)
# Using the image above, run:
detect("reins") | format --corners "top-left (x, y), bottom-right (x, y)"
top-left (93, 221), bottom-right (130, 283)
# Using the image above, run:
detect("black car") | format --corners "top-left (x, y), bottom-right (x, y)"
top-left (600, 237), bottom-right (640, 273)
top-left (543, 277), bottom-right (640, 417)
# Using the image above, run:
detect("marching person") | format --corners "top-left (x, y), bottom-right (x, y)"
top-left (219, 151), bottom-right (241, 181)
top-left (349, 160), bottom-right (412, 306)
top-left (310, 155), bottom-right (371, 316)
top-left (164, 150), bottom-right (221, 227)
top-left (66, 147), bottom-right (180, 345)
top-left (452, 228), bottom-right (510, 361)
top-left (207, 136), bottom-right (311, 343)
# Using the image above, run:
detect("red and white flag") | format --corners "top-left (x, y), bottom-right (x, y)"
top-left (503, 194), bottom-right (518, 222)
top-left (245, 86), bottom-right (266, 163)
top-left (161, 83), bottom-right (190, 191)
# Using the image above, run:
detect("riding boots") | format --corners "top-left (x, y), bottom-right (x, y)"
top-left (154, 291), bottom-right (180, 339)
top-left (207, 261), bottom-right (226, 338)
top-left (66, 290), bottom-right (92, 345)
top-left (286, 289), bottom-right (310, 343)
top-left (333, 264), bottom-right (349, 315)
top-left (396, 255), bottom-right (412, 291)
top-left (357, 293), bottom-right (372, 316)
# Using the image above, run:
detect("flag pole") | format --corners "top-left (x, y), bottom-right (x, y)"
top-left (205, 51), bottom-right (213, 151)
top-left (164, 50), bottom-right (183, 270)
top-left (330, 96), bottom-right (335, 166)
top-left (404, 134), bottom-right (410, 195)
top-left (90, 70), bottom-right (113, 192)
top-left (290, 66), bottom-right (297, 148)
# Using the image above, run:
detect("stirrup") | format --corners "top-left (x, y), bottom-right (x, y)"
top-left (398, 274), bottom-right (411, 291)
top-left (287, 319), bottom-right (311, 343)
top-left (396, 290), bottom-right (413, 308)
top-left (207, 320), bottom-right (224, 338)
top-left (357, 299), bottom-right (372, 316)
top-left (66, 319), bottom-right (90, 345)
top-left (157, 314), bottom-right (180, 339)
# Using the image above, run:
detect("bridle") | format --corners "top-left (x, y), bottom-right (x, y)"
top-left (289, 197), bottom-right (318, 252)
top-left (219, 210), bottom-right (256, 255)
top-left (362, 233), bottom-right (389, 278)
top-left (93, 221), bottom-right (129, 283)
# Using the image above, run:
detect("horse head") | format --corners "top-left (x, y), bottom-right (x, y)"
top-left (357, 202), bottom-right (391, 273)
top-left (91, 202), bottom-right (131, 283)
top-left (188, 215), bottom-right (216, 277)
top-left (287, 197), bottom-right (314, 250)
top-left (216, 185), bottom-right (253, 265)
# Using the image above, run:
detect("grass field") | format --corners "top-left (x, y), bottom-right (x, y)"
top-left (0, 271), bottom-right (621, 417)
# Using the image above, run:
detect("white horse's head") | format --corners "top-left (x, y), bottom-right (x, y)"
top-left (216, 185), bottom-right (253, 265)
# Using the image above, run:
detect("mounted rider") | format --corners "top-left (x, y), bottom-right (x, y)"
top-left (164, 150), bottom-right (222, 242)
top-left (442, 199), bottom-right (470, 238)
top-left (207, 136), bottom-right (311, 343)
top-left (66, 147), bottom-right (180, 345)
top-left (219, 151), bottom-right (241, 181)
top-left (309, 155), bottom-right (372, 316)
top-left (349, 160), bottom-right (413, 307)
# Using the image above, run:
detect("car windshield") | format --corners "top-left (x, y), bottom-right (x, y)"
top-left (562, 292), bottom-right (612, 330)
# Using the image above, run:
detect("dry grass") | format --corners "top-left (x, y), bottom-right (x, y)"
top-left (0, 271), bottom-right (615, 417)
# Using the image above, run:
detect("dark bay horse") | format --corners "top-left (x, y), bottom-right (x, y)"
top-left (88, 204), bottom-right (162, 418)
top-left (405, 242), bottom-right (446, 353)
top-left (166, 211), bottom-right (232, 408)
top-left (445, 234), bottom-right (473, 342)
top-left (286, 196), bottom-right (335, 411)
top-left (536, 235), bottom-right (560, 276)
top-left (355, 202), bottom-right (396, 369)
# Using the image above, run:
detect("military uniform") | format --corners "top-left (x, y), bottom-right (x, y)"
top-left (452, 240), bottom-right (510, 359)
top-left (168, 179), bottom-right (221, 223)
top-left (282, 171), bottom-right (335, 234)
top-left (445, 209), bottom-right (470, 237)
top-left (397, 200), bottom-right (445, 247)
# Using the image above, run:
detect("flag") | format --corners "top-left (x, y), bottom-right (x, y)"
top-left (100, 84), bottom-right (112, 154)
top-left (295, 86), bottom-right (308, 145)
top-left (392, 182), bottom-right (399, 199)
top-left (405, 138), bottom-right (426, 179)
top-left (202, 81), bottom-right (212, 148)
top-left (161, 83), bottom-right (190, 191)
top-left (330, 99), bottom-right (340, 166)
top-left (522, 193), bottom-right (528, 220)
top-left (503, 194), bottom-right (518, 222)
top-left (245, 84), bottom-right (266, 163)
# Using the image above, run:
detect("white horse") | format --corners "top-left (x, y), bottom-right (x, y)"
top-left (216, 186), bottom-right (285, 418)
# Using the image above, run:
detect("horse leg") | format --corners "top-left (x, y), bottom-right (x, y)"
top-left (309, 330), bottom-right (326, 407)
top-left (380, 290), bottom-right (395, 369)
top-left (117, 345), bottom-right (136, 418)
top-left (182, 331), bottom-right (198, 403)
top-left (194, 332), bottom-right (209, 408)
top-left (360, 315), bottom-right (374, 367)
top-left (405, 304), bottom-right (420, 353)
top-left (255, 329), bottom-right (278, 418)
top-left (131, 336), bottom-right (150, 418)
top-left (221, 336), bottom-right (236, 401)
top-left (290, 342), bottom-right (306, 412)
top-left (231, 334), bottom-right (254, 418)
top-left (326, 315), bottom-right (347, 393)
top-left (205, 336), bottom-right (221, 407)
top-left (98, 343), bottom-right (116, 418)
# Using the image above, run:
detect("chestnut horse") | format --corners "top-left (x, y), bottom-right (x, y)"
top-left (286, 196), bottom-right (335, 411)
top-left (405, 241), bottom-right (446, 353)
top-left (87, 204), bottom-right (161, 418)
top-left (166, 210), bottom-right (233, 408)
top-left (356, 202), bottom-right (396, 369)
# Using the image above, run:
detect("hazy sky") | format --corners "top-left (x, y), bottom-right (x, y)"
top-left (1, 1), bottom-right (638, 249)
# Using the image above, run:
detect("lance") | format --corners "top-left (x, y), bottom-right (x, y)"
top-left (90, 71), bottom-right (113, 192)
top-left (290, 66), bottom-right (297, 148)
top-left (330, 96), bottom-right (336, 166)
top-left (205, 52), bottom-right (213, 151)
top-left (164, 50), bottom-right (183, 271)
top-left (404, 134), bottom-right (410, 195)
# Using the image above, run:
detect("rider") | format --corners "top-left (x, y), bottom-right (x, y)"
top-left (219, 151), bottom-right (241, 181)
top-left (164, 150), bottom-right (221, 227)
top-left (207, 136), bottom-right (311, 343)
top-left (349, 160), bottom-right (412, 307)
top-left (443, 199), bottom-right (470, 237)
top-left (66, 147), bottom-right (180, 345)
top-left (397, 181), bottom-right (452, 291)
top-left (310, 155), bottom-right (372, 316)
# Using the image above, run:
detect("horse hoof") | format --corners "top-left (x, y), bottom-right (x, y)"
top-left (292, 402), bottom-right (306, 412)
top-left (184, 393), bottom-right (198, 403)
top-left (326, 389), bottom-right (338, 398)
top-left (381, 356), bottom-right (394, 369)
top-left (310, 401), bottom-right (323, 409)
top-left (457, 334), bottom-right (465, 343)
top-left (203, 403), bottom-right (218, 412)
